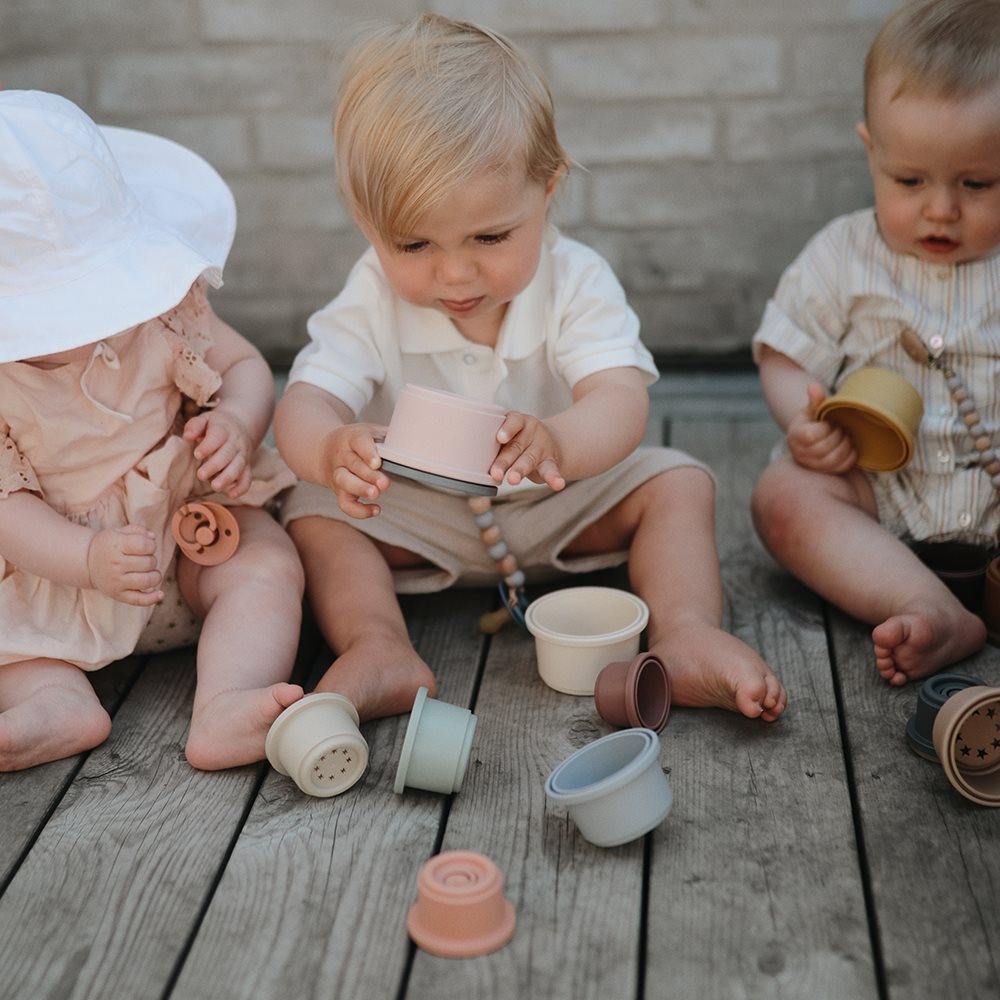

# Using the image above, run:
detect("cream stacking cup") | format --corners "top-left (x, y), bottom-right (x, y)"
top-left (265, 693), bottom-right (369, 798)
top-left (525, 587), bottom-right (649, 695)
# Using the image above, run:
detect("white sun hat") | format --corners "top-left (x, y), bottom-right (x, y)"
top-left (0, 90), bottom-right (236, 363)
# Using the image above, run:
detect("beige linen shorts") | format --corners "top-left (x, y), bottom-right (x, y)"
top-left (280, 446), bottom-right (712, 593)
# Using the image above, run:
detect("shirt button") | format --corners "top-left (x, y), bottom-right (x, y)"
top-left (463, 353), bottom-right (476, 366)
top-left (937, 450), bottom-right (950, 464)
top-left (935, 268), bottom-right (950, 281)
top-left (959, 512), bottom-right (973, 528)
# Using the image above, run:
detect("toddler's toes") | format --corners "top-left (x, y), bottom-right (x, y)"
top-left (271, 683), bottom-right (305, 714)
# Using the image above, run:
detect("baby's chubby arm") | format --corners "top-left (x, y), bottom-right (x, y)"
top-left (492, 367), bottom-right (649, 490)
top-left (274, 382), bottom-right (390, 519)
top-left (0, 492), bottom-right (163, 605)
top-left (757, 346), bottom-right (856, 474)
top-left (181, 308), bottom-right (276, 499)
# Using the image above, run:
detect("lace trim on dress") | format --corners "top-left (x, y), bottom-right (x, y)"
top-left (0, 419), bottom-right (41, 499)
top-left (159, 279), bottom-right (223, 408)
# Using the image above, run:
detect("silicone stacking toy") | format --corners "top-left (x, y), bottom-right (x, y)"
top-left (171, 500), bottom-right (240, 566)
top-left (595, 653), bottom-right (671, 732)
top-left (932, 684), bottom-right (1000, 807)
top-left (545, 728), bottom-right (672, 846)
top-left (394, 688), bottom-right (477, 795)
top-left (982, 557), bottom-right (1000, 643)
top-left (905, 672), bottom-right (985, 761)
top-left (376, 384), bottom-right (506, 496)
top-left (524, 587), bottom-right (649, 695)
top-left (407, 851), bottom-right (516, 958)
top-left (814, 366), bottom-right (923, 472)
top-left (265, 693), bottom-right (369, 798)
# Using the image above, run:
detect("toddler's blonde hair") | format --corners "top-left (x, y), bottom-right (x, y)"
top-left (864, 0), bottom-right (1000, 118)
top-left (333, 13), bottom-right (569, 243)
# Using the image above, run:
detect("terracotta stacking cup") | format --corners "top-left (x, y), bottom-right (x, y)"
top-left (171, 501), bottom-right (240, 565)
top-left (524, 587), bottom-right (649, 696)
top-left (394, 687), bottom-right (478, 795)
top-left (407, 851), bottom-right (516, 958)
top-left (932, 684), bottom-right (1000, 807)
top-left (265, 693), bottom-right (369, 798)
top-left (544, 728), bottom-right (672, 847)
top-left (905, 671), bottom-right (985, 761)
top-left (376, 383), bottom-right (506, 495)
top-left (594, 653), bottom-right (671, 732)
top-left (981, 557), bottom-right (1000, 643)
top-left (912, 539), bottom-right (992, 615)
top-left (815, 366), bottom-right (924, 472)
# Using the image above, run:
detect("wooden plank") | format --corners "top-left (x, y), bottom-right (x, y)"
top-left (643, 416), bottom-right (878, 999)
top-left (170, 589), bottom-right (495, 1000)
top-left (0, 649), bottom-right (264, 1000)
top-left (407, 572), bottom-right (646, 1000)
top-left (828, 610), bottom-right (1000, 1000)
top-left (0, 655), bottom-right (146, 889)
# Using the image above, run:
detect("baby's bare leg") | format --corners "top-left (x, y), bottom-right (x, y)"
top-left (564, 467), bottom-right (787, 721)
top-left (288, 516), bottom-right (435, 721)
top-left (0, 658), bottom-right (111, 771)
top-left (179, 508), bottom-right (305, 770)
top-left (752, 456), bottom-right (985, 684)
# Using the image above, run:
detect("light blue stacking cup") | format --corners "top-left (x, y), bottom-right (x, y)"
top-left (544, 728), bottom-right (672, 846)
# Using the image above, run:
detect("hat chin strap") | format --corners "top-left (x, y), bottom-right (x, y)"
top-left (81, 341), bottom-right (134, 423)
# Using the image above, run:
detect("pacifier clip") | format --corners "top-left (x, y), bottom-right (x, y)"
top-left (900, 327), bottom-right (1000, 498)
top-left (467, 496), bottom-right (530, 633)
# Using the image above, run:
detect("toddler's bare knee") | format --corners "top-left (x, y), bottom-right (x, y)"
top-left (750, 467), bottom-right (797, 550)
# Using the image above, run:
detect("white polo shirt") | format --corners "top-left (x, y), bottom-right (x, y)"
top-left (288, 227), bottom-right (658, 428)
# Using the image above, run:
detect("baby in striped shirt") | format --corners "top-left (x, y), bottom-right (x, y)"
top-left (751, 0), bottom-right (1000, 685)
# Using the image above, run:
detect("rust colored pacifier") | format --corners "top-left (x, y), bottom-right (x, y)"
top-left (171, 501), bottom-right (240, 566)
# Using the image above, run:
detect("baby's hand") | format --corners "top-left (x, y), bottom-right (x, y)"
top-left (323, 423), bottom-right (391, 519)
top-left (87, 525), bottom-right (163, 606)
top-left (787, 383), bottom-right (857, 473)
top-left (491, 411), bottom-right (566, 491)
top-left (182, 410), bottom-right (254, 498)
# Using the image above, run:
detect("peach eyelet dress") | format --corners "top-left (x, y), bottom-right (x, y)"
top-left (0, 283), bottom-right (294, 670)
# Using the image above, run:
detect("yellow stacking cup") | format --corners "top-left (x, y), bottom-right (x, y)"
top-left (815, 367), bottom-right (924, 472)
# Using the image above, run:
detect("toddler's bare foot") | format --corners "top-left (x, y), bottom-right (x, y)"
top-left (650, 623), bottom-right (787, 722)
top-left (872, 605), bottom-right (985, 686)
top-left (314, 634), bottom-right (436, 723)
top-left (185, 682), bottom-right (304, 770)
top-left (0, 686), bottom-right (111, 772)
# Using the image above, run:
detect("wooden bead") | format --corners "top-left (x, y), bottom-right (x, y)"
top-left (962, 411), bottom-right (981, 428)
top-left (467, 496), bottom-right (492, 514)
top-left (985, 461), bottom-right (1000, 476)
top-left (480, 525), bottom-right (502, 545)
top-left (497, 554), bottom-right (518, 576)
top-left (975, 436), bottom-right (992, 451)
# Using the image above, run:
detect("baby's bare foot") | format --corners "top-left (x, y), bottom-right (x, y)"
top-left (185, 682), bottom-right (304, 770)
top-left (314, 635), bottom-right (436, 723)
top-left (872, 606), bottom-right (985, 686)
top-left (650, 623), bottom-right (787, 721)
top-left (0, 686), bottom-right (111, 771)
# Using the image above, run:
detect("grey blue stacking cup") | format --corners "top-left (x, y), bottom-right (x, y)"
top-left (544, 728), bottom-right (672, 847)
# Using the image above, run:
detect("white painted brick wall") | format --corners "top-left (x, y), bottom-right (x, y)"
top-left (0, 0), bottom-right (902, 365)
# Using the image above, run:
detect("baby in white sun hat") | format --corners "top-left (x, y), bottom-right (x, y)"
top-left (0, 90), bottom-right (306, 772)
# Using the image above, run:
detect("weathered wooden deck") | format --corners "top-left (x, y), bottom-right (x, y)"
top-left (2, 372), bottom-right (999, 1000)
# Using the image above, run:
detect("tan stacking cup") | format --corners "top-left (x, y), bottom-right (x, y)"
top-left (932, 685), bottom-right (1000, 807)
top-left (815, 367), bottom-right (924, 472)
